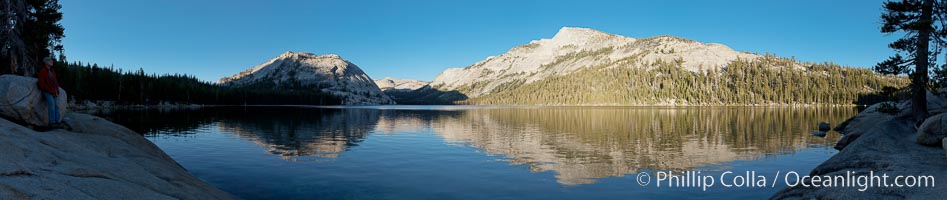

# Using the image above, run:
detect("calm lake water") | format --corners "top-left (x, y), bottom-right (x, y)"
top-left (90, 106), bottom-right (857, 200)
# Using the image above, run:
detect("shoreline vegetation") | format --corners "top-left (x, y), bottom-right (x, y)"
top-left (447, 57), bottom-right (910, 106)
top-left (54, 50), bottom-right (911, 107)
top-left (59, 59), bottom-right (909, 108)
top-left (66, 100), bottom-right (876, 111)
top-left (52, 61), bottom-right (343, 106)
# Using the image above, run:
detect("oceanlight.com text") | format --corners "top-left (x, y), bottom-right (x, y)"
top-left (635, 170), bottom-right (935, 192)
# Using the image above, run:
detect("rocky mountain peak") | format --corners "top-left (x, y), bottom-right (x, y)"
top-left (544, 27), bottom-right (634, 48)
top-left (375, 77), bottom-right (430, 91)
top-left (276, 51), bottom-right (329, 60)
top-left (431, 27), bottom-right (760, 98)
top-left (552, 27), bottom-right (619, 42)
top-left (218, 52), bottom-right (394, 105)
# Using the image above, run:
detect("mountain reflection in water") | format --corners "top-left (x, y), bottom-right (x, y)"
top-left (89, 106), bottom-right (853, 186)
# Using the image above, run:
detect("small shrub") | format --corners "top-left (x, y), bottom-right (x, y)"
top-left (878, 102), bottom-right (899, 115)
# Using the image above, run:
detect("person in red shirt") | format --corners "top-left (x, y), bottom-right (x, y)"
top-left (37, 56), bottom-right (62, 128)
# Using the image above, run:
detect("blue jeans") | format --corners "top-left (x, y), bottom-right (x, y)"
top-left (44, 93), bottom-right (60, 125)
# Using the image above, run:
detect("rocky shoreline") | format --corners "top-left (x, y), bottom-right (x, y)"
top-left (68, 100), bottom-right (206, 111)
top-left (771, 92), bottom-right (947, 199)
top-left (0, 75), bottom-right (234, 199)
top-left (0, 113), bottom-right (235, 199)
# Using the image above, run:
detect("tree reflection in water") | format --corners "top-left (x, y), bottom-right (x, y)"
top-left (88, 106), bottom-right (855, 185)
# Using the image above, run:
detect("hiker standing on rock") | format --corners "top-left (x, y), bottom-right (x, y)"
top-left (37, 56), bottom-right (62, 128)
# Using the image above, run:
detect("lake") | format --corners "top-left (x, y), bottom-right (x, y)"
top-left (88, 106), bottom-right (857, 199)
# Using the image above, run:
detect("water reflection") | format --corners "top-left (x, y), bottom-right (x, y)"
top-left (215, 108), bottom-right (381, 160)
top-left (428, 108), bottom-right (851, 185)
top-left (89, 106), bottom-right (854, 185)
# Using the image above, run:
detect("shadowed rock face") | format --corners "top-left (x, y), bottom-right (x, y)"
top-left (374, 77), bottom-right (469, 105)
top-left (0, 113), bottom-right (234, 199)
top-left (0, 75), bottom-right (67, 127)
top-left (917, 113), bottom-right (947, 146)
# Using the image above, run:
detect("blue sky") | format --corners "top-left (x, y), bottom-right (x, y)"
top-left (61, 0), bottom-right (893, 82)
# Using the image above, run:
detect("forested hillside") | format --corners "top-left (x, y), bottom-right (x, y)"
top-left (425, 27), bottom-right (908, 106)
top-left (54, 61), bottom-right (341, 105)
top-left (460, 56), bottom-right (908, 105)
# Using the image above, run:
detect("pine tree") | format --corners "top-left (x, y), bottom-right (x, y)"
top-left (875, 0), bottom-right (946, 123)
top-left (0, 0), bottom-right (64, 76)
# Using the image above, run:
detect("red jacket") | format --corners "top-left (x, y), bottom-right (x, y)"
top-left (38, 67), bottom-right (60, 96)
